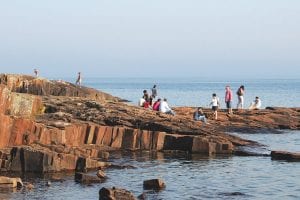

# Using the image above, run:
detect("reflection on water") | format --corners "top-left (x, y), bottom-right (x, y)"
top-left (1, 132), bottom-right (300, 200)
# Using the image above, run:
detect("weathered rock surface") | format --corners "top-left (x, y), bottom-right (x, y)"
top-left (271, 151), bottom-right (300, 161)
top-left (0, 74), bottom-right (122, 102)
top-left (175, 107), bottom-right (300, 132)
top-left (99, 187), bottom-right (137, 200)
top-left (0, 74), bottom-right (299, 173)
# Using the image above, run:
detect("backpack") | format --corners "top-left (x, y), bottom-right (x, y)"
top-left (236, 89), bottom-right (242, 96)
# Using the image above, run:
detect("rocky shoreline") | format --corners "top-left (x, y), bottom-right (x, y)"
top-left (0, 74), bottom-right (299, 198)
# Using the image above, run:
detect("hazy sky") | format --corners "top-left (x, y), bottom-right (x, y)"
top-left (0, 0), bottom-right (300, 78)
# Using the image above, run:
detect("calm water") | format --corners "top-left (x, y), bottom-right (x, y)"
top-left (1, 78), bottom-right (300, 199)
top-left (82, 77), bottom-right (300, 107)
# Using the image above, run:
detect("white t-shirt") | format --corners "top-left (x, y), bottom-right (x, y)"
top-left (138, 98), bottom-right (145, 107)
top-left (255, 99), bottom-right (261, 109)
top-left (211, 97), bottom-right (220, 107)
top-left (159, 101), bottom-right (171, 113)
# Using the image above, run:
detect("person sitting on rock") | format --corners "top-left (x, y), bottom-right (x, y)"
top-left (159, 98), bottom-right (175, 115)
top-left (193, 107), bottom-right (208, 124)
top-left (249, 96), bottom-right (262, 110)
top-left (138, 97), bottom-right (146, 107)
top-left (153, 98), bottom-right (161, 111)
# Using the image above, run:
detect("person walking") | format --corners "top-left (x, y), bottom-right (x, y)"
top-left (236, 85), bottom-right (245, 109)
top-left (209, 93), bottom-right (220, 120)
top-left (225, 85), bottom-right (233, 114)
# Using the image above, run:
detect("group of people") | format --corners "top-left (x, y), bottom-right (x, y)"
top-left (209, 85), bottom-right (262, 120)
top-left (138, 85), bottom-right (175, 115)
top-left (139, 84), bottom-right (262, 122)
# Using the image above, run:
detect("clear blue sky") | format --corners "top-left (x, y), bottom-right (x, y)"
top-left (0, 0), bottom-right (300, 78)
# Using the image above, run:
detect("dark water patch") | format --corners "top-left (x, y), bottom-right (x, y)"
top-left (219, 192), bottom-right (248, 196)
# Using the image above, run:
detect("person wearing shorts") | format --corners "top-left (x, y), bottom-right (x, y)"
top-left (210, 93), bottom-right (220, 120)
top-left (225, 85), bottom-right (233, 114)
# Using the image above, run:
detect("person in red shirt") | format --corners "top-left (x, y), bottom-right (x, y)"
top-left (225, 85), bottom-right (233, 114)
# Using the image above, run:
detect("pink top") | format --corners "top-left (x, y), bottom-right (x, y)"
top-left (225, 88), bottom-right (233, 102)
top-left (153, 101), bottom-right (160, 111)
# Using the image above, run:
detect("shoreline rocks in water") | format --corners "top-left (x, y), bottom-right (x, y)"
top-left (271, 151), bottom-right (300, 161)
top-left (99, 187), bottom-right (137, 200)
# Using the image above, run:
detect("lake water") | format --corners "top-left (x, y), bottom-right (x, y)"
top-left (83, 77), bottom-right (300, 107)
top-left (1, 78), bottom-right (299, 199)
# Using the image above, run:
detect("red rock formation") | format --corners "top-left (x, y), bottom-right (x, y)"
top-left (0, 74), bottom-right (298, 172)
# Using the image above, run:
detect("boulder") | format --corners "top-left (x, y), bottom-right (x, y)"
top-left (99, 187), bottom-right (136, 200)
top-left (271, 151), bottom-right (300, 161)
top-left (143, 179), bottom-right (166, 190)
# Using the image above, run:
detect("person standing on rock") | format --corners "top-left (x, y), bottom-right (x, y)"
top-left (34, 69), bottom-right (39, 77)
top-left (225, 85), bottom-right (233, 114)
top-left (209, 93), bottom-right (220, 120)
top-left (151, 85), bottom-right (157, 99)
top-left (76, 72), bottom-right (82, 87)
top-left (236, 85), bottom-right (245, 109)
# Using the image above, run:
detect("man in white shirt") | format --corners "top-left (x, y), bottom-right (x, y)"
top-left (159, 98), bottom-right (175, 115)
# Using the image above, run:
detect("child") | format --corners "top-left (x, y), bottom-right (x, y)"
top-left (209, 93), bottom-right (220, 120)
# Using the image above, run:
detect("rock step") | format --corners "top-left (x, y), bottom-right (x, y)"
top-left (0, 116), bottom-right (233, 155)
top-left (8, 146), bottom-right (111, 173)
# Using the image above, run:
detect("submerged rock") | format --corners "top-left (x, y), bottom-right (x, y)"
top-left (25, 183), bottom-right (34, 190)
top-left (99, 187), bottom-right (136, 200)
top-left (96, 170), bottom-right (106, 179)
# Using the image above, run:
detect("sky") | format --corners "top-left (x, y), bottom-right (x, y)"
top-left (0, 0), bottom-right (300, 79)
